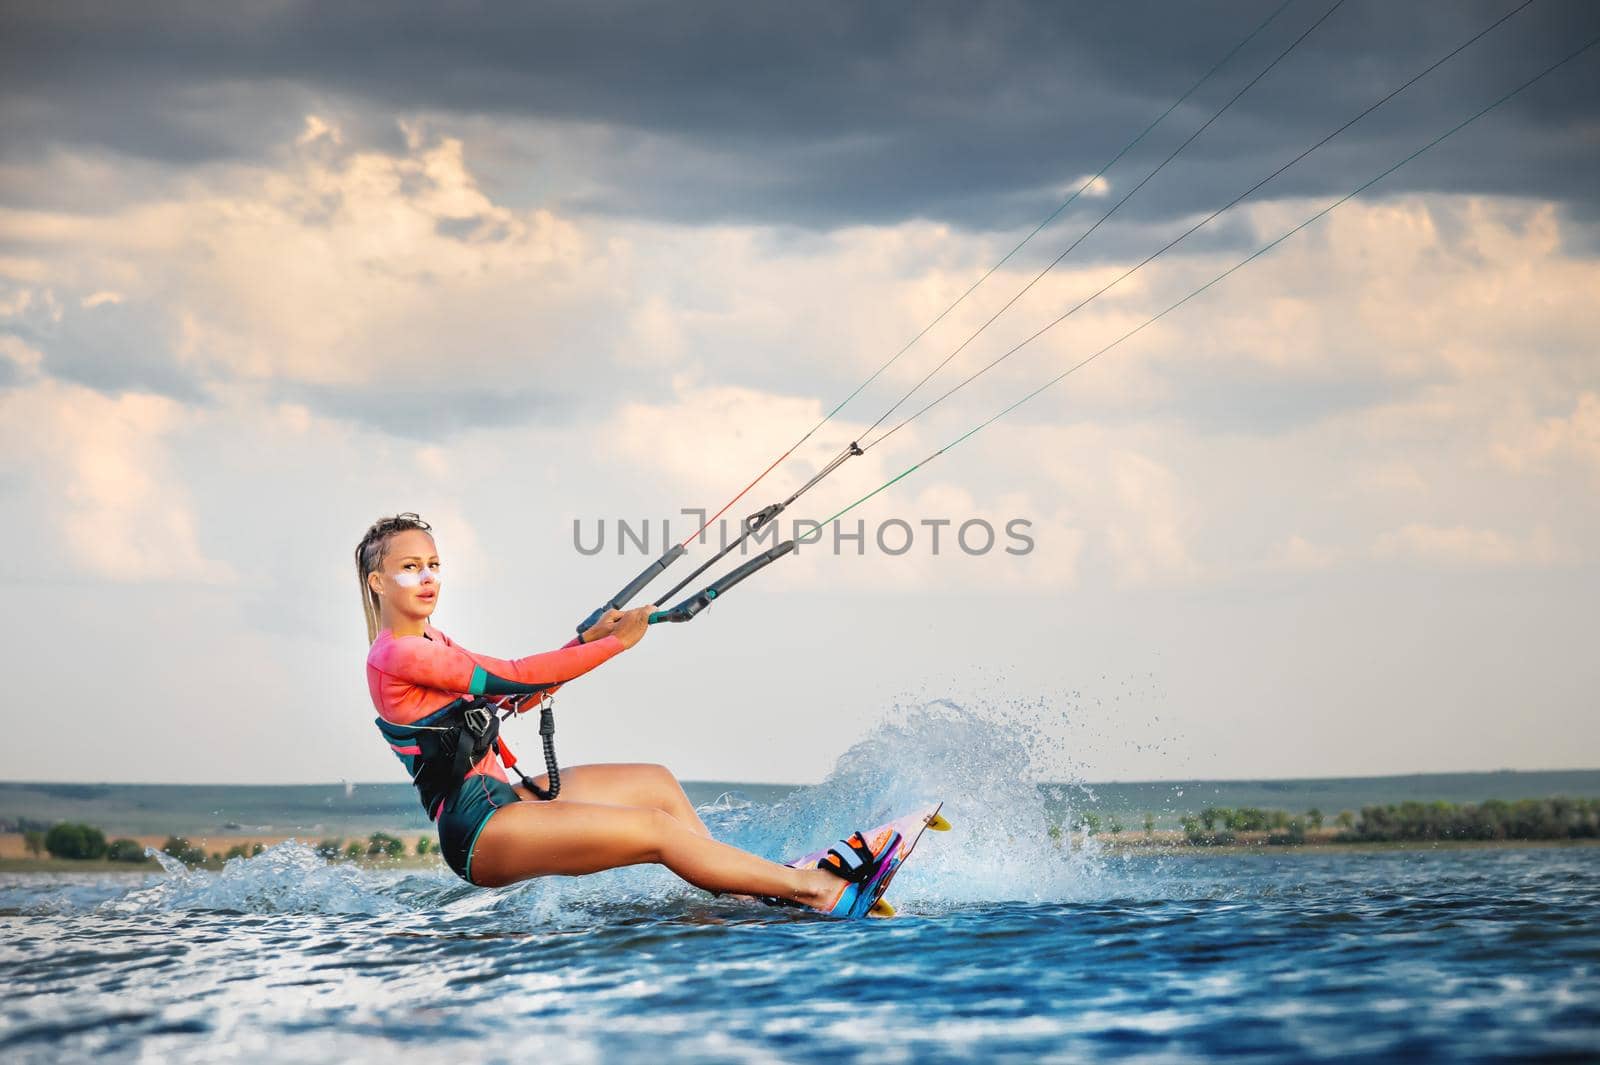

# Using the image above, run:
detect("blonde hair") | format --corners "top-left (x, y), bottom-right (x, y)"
top-left (354, 513), bottom-right (433, 643)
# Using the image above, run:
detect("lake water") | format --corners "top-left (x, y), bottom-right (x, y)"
top-left (4, 708), bottom-right (1598, 1063)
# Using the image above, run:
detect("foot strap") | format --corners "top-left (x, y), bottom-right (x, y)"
top-left (818, 832), bottom-right (879, 884)
top-left (754, 830), bottom-right (879, 911)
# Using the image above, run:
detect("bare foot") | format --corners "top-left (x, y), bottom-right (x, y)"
top-left (788, 866), bottom-right (846, 911)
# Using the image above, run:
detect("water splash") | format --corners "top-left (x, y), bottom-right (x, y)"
top-left (98, 841), bottom-right (456, 917)
top-left (711, 697), bottom-right (1109, 908)
top-left (87, 697), bottom-right (1126, 919)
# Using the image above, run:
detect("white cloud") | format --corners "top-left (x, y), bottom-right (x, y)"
top-left (1061, 174), bottom-right (1111, 199)
top-left (1103, 449), bottom-right (1202, 586)
top-left (0, 285), bottom-right (35, 317)
top-left (1493, 391), bottom-right (1600, 478)
top-left (0, 333), bottom-right (44, 374)
top-left (1263, 534), bottom-right (1339, 572)
top-left (0, 379), bottom-right (234, 583)
top-left (956, 421), bottom-right (1205, 588)
top-left (296, 113), bottom-right (343, 148)
top-left (1, 121), bottom-right (613, 396)
top-left (1371, 522), bottom-right (1557, 569)
top-left (1118, 197), bottom-right (1600, 393)
top-left (604, 383), bottom-right (841, 493)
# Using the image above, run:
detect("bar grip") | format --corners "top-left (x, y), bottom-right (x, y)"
top-left (649, 540), bottom-right (796, 623)
top-left (576, 543), bottom-right (686, 634)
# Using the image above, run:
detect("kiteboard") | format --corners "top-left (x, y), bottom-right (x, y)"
top-left (786, 802), bottom-right (950, 918)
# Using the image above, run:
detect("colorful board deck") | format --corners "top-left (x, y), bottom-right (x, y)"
top-left (786, 802), bottom-right (950, 918)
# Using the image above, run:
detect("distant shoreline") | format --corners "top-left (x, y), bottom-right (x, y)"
top-left (1095, 832), bottom-right (1600, 856)
top-left (5, 769), bottom-right (1598, 837)
top-left (0, 830), bottom-right (444, 874)
top-left (4, 832), bottom-right (1597, 875)
top-left (5, 766), bottom-right (1597, 789)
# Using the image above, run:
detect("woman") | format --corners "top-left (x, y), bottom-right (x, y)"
top-left (357, 512), bottom-right (897, 914)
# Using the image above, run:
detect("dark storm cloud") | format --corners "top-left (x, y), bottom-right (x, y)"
top-left (2, 1), bottom-right (1595, 439)
top-left (277, 379), bottom-right (576, 439)
top-left (0, 296), bottom-right (598, 436)
top-left (2, 0), bottom-right (1596, 230)
top-left (2, 297), bottom-right (207, 401)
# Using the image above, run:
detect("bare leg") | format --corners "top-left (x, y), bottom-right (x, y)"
top-left (512, 762), bottom-right (711, 837)
top-left (470, 798), bottom-right (843, 906)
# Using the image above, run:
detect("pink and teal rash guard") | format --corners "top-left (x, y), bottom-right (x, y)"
top-left (367, 624), bottom-right (625, 785)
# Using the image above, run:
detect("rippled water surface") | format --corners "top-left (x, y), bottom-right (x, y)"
top-left (4, 709), bottom-right (1598, 1063)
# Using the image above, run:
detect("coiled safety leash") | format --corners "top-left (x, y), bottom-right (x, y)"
top-left (497, 693), bottom-right (562, 800)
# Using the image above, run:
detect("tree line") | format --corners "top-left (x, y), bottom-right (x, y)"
top-left (1064, 797), bottom-right (1600, 846)
top-left (15, 822), bottom-right (435, 865)
top-left (1171, 797), bottom-right (1600, 844)
top-left (1344, 797), bottom-right (1600, 843)
top-left (23, 823), bottom-right (151, 863)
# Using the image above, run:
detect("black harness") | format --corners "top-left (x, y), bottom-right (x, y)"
top-left (377, 695), bottom-right (561, 818)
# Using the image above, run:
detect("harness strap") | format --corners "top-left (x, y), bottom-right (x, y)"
top-left (378, 690), bottom-right (566, 812)
top-left (501, 696), bottom-right (561, 800)
top-left (377, 696), bottom-right (506, 818)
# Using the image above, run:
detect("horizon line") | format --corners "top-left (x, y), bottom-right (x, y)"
top-left (4, 766), bottom-right (1599, 790)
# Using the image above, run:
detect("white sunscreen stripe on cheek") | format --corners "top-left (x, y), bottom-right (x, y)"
top-left (393, 566), bottom-right (440, 588)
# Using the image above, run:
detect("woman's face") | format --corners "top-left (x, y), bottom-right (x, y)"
top-left (370, 529), bottom-right (442, 623)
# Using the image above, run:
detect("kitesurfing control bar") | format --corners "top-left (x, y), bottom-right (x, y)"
top-left (649, 541), bottom-right (796, 624)
top-left (657, 501), bottom-right (784, 606)
top-left (574, 522), bottom-right (795, 634)
top-left (657, 440), bottom-right (862, 606)
top-left (575, 543), bottom-right (687, 634)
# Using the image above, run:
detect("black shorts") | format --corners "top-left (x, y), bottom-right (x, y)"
top-left (436, 773), bottom-right (521, 883)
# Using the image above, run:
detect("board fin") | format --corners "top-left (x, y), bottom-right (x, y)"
top-left (926, 812), bottom-right (952, 831)
top-left (868, 898), bottom-right (896, 918)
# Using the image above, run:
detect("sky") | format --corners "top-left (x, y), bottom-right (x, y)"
top-left (2, 0), bottom-right (1597, 786)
